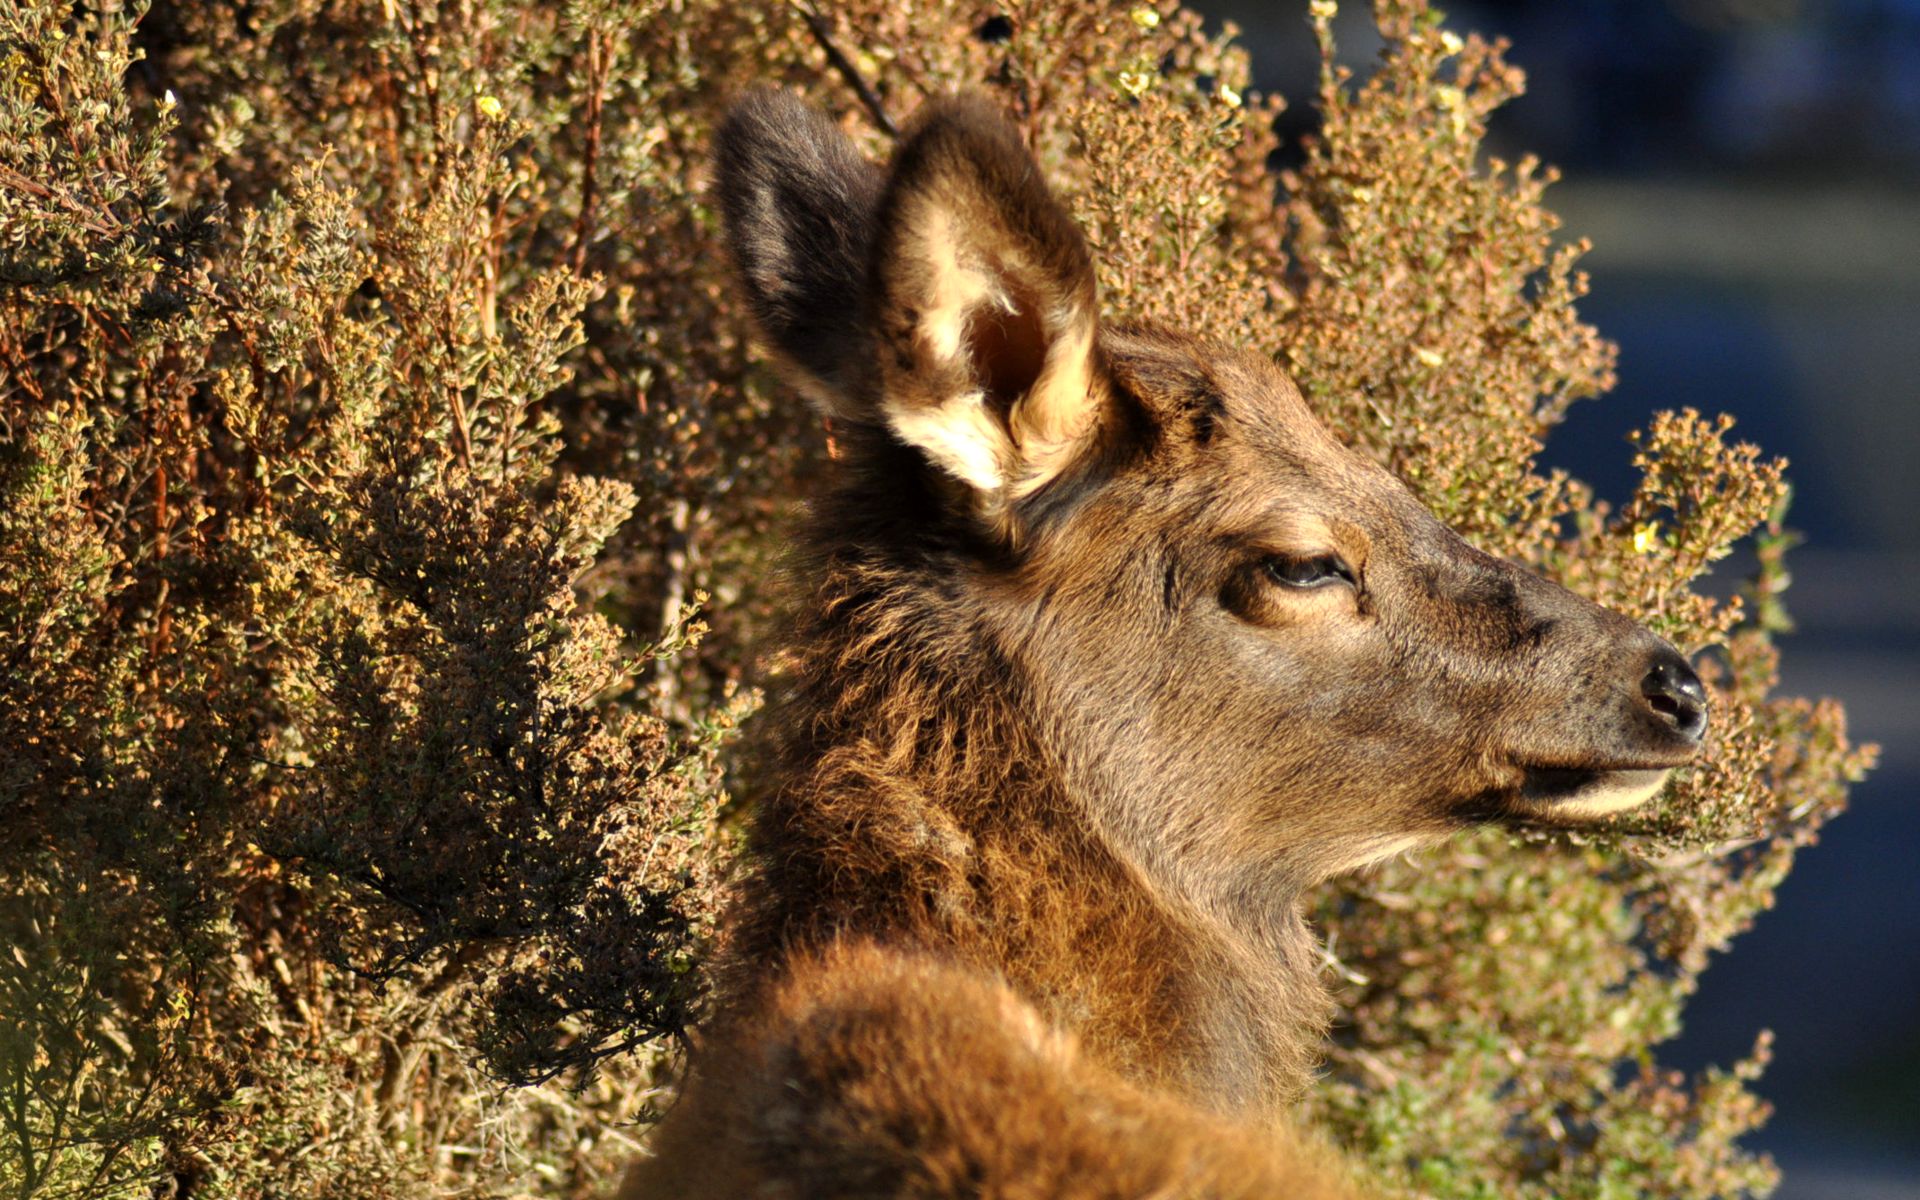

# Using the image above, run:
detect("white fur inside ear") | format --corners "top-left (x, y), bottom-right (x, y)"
top-left (916, 204), bottom-right (1005, 367)
top-left (884, 390), bottom-right (1008, 491)
top-left (882, 189), bottom-right (1101, 496)
top-left (1009, 314), bottom-right (1100, 495)
top-left (879, 200), bottom-right (1018, 489)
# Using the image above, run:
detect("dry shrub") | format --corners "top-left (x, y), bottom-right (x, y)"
top-left (0, 0), bottom-right (1871, 1197)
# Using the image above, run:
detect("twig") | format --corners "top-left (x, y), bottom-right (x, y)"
top-left (442, 292), bottom-right (475, 472)
top-left (397, 0), bottom-right (450, 190)
top-left (570, 28), bottom-right (610, 274)
top-left (790, 1), bottom-right (897, 137)
top-left (0, 162), bottom-right (117, 236)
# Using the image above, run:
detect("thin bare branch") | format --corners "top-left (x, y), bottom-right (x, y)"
top-left (790, 1), bottom-right (898, 137)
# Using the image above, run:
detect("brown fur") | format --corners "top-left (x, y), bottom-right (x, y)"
top-left (620, 91), bottom-right (1708, 1198)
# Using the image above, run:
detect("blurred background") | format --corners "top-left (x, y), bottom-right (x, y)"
top-left (1201, 1), bottom-right (1920, 1193)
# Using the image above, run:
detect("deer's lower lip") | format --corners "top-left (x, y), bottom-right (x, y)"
top-left (1518, 765), bottom-right (1672, 818)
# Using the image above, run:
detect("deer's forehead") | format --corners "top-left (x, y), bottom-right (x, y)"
top-left (1110, 334), bottom-right (1348, 459)
top-left (1102, 339), bottom-right (1390, 521)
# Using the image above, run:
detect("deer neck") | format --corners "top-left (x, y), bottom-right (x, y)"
top-left (743, 572), bottom-right (1333, 1116)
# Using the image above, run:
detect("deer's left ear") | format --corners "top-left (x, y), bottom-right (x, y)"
top-left (869, 95), bottom-right (1108, 502)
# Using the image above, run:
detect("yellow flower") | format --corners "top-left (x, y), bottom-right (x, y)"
top-left (1439, 30), bottom-right (1465, 56)
top-left (1309, 0), bottom-right (1337, 21)
top-left (1412, 346), bottom-right (1444, 368)
top-left (1129, 7), bottom-right (1160, 30)
top-left (1434, 85), bottom-right (1470, 137)
top-left (1632, 522), bottom-right (1661, 555)
top-left (159, 88), bottom-right (177, 112)
top-left (1217, 83), bottom-right (1242, 108)
top-left (1117, 70), bottom-right (1152, 98)
top-left (476, 93), bottom-right (504, 120)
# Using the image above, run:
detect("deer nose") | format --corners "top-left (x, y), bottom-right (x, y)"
top-left (1640, 649), bottom-right (1708, 744)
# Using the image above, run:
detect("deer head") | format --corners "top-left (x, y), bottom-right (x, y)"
top-left (714, 90), bottom-right (1706, 911)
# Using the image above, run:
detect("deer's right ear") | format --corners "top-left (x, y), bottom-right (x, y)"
top-left (865, 96), bottom-right (1108, 502)
top-left (713, 90), bottom-right (883, 423)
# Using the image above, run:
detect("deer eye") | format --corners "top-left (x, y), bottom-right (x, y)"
top-left (1264, 553), bottom-right (1355, 590)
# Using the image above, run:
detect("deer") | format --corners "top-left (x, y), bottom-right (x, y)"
top-left (618, 90), bottom-right (1709, 1198)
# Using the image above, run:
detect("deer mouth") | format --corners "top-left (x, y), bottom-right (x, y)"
top-left (1514, 765), bottom-right (1674, 821)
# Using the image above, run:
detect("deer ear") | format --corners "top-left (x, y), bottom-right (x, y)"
top-left (869, 95), bottom-right (1107, 499)
top-left (713, 90), bottom-right (883, 423)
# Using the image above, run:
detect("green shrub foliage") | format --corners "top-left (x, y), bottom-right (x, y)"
top-left (0, 0), bottom-right (1873, 1196)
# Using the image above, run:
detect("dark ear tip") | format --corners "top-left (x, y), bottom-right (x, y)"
top-left (893, 91), bottom-right (1029, 174)
top-left (709, 87), bottom-right (882, 264)
top-left (714, 89), bottom-right (855, 191)
top-left (899, 90), bottom-right (1014, 133)
top-left (884, 92), bottom-right (1093, 296)
top-left (716, 89), bottom-right (822, 153)
top-left (709, 90), bottom-right (884, 413)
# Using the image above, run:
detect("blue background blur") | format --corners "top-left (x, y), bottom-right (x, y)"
top-left (1201, 1), bottom-right (1920, 1191)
